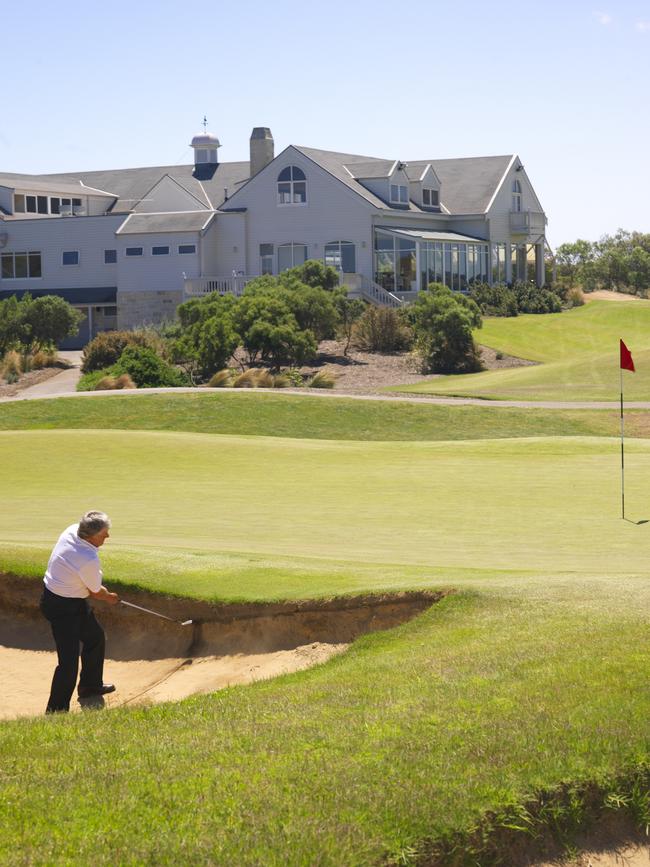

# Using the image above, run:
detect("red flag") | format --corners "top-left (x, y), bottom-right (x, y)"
top-left (620, 339), bottom-right (635, 372)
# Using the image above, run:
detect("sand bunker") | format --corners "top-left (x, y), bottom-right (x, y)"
top-left (0, 575), bottom-right (441, 720)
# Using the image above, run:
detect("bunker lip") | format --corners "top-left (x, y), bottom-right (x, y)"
top-left (0, 573), bottom-right (447, 719)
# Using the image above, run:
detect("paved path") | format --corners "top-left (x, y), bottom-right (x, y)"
top-left (6, 351), bottom-right (83, 401)
top-left (1, 382), bottom-right (648, 410)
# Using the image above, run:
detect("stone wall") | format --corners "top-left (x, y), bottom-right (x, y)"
top-left (117, 290), bottom-right (183, 330)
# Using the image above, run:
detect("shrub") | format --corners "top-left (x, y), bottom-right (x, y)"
top-left (115, 346), bottom-right (189, 388)
top-left (352, 306), bottom-right (413, 353)
top-left (512, 282), bottom-right (562, 314)
top-left (408, 284), bottom-right (483, 374)
top-left (255, 369), bottom-right (275, 388)
top-left (272, 373), bottom-right (290, 388)
top-left (309, 370), bottom-right (337, 388)
top-left (469, 283), bottom-right (518, 317)
top-left (77, 368), bottom-right (116, 391)
top-left (81, 330), bottom-right (167, 373)
top-left (232, 368), bottom-right (259, 388)
top-left (173, 294), bottom-right (240, 379)
top-left (567, 287), bottom-right (585, 308)
top-left (2, 350), bottom-right (22, 380)
top-left (95, 376), bottom-right (117, 390)
top-left (207, 369), bottom-right (234, 388)
top-left (31, 351), bottom-right (47, 370)
top-left (282, 368), bottom-right (304, 387)
top-left (114, 373), bottom-right (137, 389)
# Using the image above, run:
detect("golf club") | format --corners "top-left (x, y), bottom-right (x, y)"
top-left (120, 599), bottom-right (193, 626)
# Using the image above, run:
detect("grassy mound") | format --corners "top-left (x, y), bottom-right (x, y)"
top-left (395, 299), bottom-right (650, 401)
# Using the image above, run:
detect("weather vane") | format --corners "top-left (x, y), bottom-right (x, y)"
top-left (202, 115), bottom-right (208, 133)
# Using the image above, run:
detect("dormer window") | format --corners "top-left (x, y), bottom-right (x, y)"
top-left (422, 188), bottom-right (439, 207)
top-left (277, 166), bottom-right (307, 205)
top-left (512, 180), bottom-right (522, 212)
top-left (390, 184), bottom-right (408, 204)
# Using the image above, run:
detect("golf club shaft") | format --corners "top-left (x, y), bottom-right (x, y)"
top-left (120, 599), bottom-right (178, 623)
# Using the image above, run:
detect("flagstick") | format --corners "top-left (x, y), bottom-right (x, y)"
top-left (620, 365), bottom-right (625, 521)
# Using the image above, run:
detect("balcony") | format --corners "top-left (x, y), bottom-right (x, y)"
top-left (509, 210), bottom-right (546, 237)
top-left (183, 274), bottom-right (252, 298)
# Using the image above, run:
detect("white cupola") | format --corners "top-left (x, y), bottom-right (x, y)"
top-left (190, 120), bottom-right (220, 167)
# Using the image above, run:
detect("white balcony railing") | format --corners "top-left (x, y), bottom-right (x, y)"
top-left (183, 274), bottom-right (253, 298)
top-left (510, 210), bottom-right (546, 235)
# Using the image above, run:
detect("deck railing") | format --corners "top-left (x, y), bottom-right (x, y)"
top-left (183, 275), bottom-right (252, 298)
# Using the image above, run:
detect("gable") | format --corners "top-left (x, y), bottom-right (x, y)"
top-left (133, 174), bottom-right (210, 213)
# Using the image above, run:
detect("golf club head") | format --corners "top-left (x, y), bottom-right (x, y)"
top-left (180, 620), bottom-right (193, 627)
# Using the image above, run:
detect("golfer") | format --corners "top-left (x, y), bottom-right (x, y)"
top-left (40, 511), bottom-right (119, 714)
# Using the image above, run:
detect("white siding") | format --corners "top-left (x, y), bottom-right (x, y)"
top-left (222, 147), bottom-right (376, 279)
top-left (487, 166), bottom-right (546, 242)
top-left (116, 231), bottom-right (201, 292)
top-left (0, 186), bottom-right (13, 214)
top-left (207, 213), bottom-right (246, 275)
top-left (0, 215), bottom-right (123, 290)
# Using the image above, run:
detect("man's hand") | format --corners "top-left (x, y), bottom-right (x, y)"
top-left (89, 586), bottom-right (120, 605)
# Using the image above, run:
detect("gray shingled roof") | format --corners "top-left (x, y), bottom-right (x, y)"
top-left (295, 147), bottom-right (513, 214)
top-left (408, 156), bottom-right (514, 214)
top-left (0, 175), bottom-right (115, 197)
top-left (345, 160), bottom-right (396, 179)
top-left (2, 162), bottom-right (250, 212)
top-left (116, 212), bottom-right (216, 234)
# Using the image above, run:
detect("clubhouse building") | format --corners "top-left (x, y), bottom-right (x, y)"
top-left (0, 127), bottom-right (548, 348)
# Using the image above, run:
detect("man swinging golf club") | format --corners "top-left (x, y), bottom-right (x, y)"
top-left (40, 511), bottom-right (119, 714)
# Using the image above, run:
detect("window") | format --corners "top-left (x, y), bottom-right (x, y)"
top-left (260, 244), bottom-right (274, 275)
top-left (278, 242), bottom-right (308, 271)
top-left (62, 251), bottom-right (79, 266)
top-left (104, 249), bottom-right (117, 264)
top-left (277, 166), bottom-right (307, 205)
top-left (50, 198), bottom-right (61, 215)
top-left (390, 184), bottom-right (408, 204)
top-left (512, 180), bottom-right (522, 213)
top-left (37, 196), bottom-right (48, 214)
top-left (152, 246), bottom-right (170, 256)
top-left (126, 247), bottom-right (143, 257)
top-left (324, 241), bottom-right (356, 273)
top-left (178, 244), bottom-right (196, 254)
top-left (422, 188), bottom-right (439, 207)
top-left (1, 251), bottom-right (42, 279)
top-left (13, 194), bottom-right (25, 213)
top-left (26, 196), bottom-right (37, 213)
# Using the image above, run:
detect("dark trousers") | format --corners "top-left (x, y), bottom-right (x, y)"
top-left (40, 588), bottom-right (105, 713)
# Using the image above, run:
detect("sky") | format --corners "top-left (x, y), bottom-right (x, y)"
top-left (2, 0), bottom-right (649, 247)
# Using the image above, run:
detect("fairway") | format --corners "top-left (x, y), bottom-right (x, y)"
top-left (394, 299), bottom-right (650, 401)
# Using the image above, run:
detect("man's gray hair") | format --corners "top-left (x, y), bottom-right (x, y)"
top-left (78, 511), bottom-right (111, 540)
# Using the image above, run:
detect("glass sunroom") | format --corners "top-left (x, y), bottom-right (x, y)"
top-left (374, 228), bottom-right (490, 296)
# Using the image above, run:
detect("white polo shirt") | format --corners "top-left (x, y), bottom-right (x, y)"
top-left (43, 524), bottom-right (103, 598)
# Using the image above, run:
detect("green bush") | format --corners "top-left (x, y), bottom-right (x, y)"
top-left (352, 306), bottom-right (413, 353)
top-left (469, 283), bottom-right (518, 317)
top-left (77, 368), bottom-right (117, 391)
top-left (512, 282), bottom-right (562, 314)
top-left (408, 283), bottom-right (483, 374)
top-left (115, 346), bottom-right (189, 388)
top-left (0, 293), bottom-right (81, 354)
top-left (82, 329), bottom-right (167, 373)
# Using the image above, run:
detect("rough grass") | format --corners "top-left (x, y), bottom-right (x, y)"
top-left (394, 299), bottom-right (650, 401)
top-left (3, 391), bottom-right (650, 441)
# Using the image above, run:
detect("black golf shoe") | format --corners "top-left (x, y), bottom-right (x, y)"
top-left (78, 683), bottom-right (116, 698)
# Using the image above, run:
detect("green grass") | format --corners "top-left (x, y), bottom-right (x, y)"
top-left (394, 299), bottom-right (650, 401)
top-left (3, 389), bottom-right (650, 441)
top-left (3, 394), bottom-right (650, 864)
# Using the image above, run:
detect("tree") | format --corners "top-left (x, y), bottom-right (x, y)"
top-left (173, 293), bottom-right (240, 377)
top-left (233, 286), bottom-right (317, 367)
top-left (0, 295), bottom-right (27, 355)
top-left (333, 294), bottom-right (365, 355)
top-left (20, 295), bottom-right (83, 351)
top-left (408, 284), bottom-right (483, 374)
top-left (280, 260), bottom-right (339, 291)
top-left (555, 240), bottom-right (594, 289)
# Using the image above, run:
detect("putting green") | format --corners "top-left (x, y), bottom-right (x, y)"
top-left (2, 429), bottom-right (649, 595)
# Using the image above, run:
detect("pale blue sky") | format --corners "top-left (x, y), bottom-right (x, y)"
top-left (3, 0), bottom-right (649, 246)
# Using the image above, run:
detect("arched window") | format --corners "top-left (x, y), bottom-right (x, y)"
top-left (278, 242), bottom-right (308, 271)
top-left (324, 241), bottom-right (356, 273)
top-left (277, 166), bottom-right (307, 205)
top-left (511, 179), bottom-right (522, 213)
